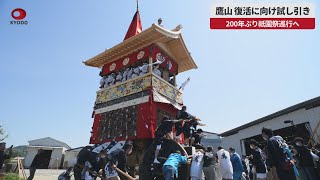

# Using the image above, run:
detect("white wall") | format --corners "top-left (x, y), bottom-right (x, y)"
top-left (24, 147), bottom-right (67, 169)
top-left (63, 150), bottom-right (81, 168)
top-left (221, 106), bottom-right (320, 155)
top-left (24, 147), bottom-right (39, 168)
top-left (48, 148), bottom-right (66, 169)
top-left (201, 132), bottom-right (222, 149)
top-left (203, 133), bottom-right (220, 139)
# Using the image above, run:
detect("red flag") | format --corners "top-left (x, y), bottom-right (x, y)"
top-left (124, 11), bottom-right (142, 41)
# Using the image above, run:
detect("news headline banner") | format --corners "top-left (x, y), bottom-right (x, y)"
top-left (210, 3), bottom-right (315, 29)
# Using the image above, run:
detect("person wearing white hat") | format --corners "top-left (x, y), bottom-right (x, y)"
top-left (132, 67), bottom-right (140, 79)
top-left (139, 63), bottom-right (149, 76)
top-left (127, 68), bottom-right (134, 80)
top-left (122, 68), bottom-right (130, 82)
top-left (103, 77), bottom-right (109, 88)
top-left (100, 76), bottom-right (107, 88)
top-left (115, 72), bottom-right (122, 84)
top-left (108, 73), bottom-right (116, 86)
top-left (153, 65), bottom-right (162, 77)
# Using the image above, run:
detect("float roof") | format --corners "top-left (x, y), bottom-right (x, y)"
top-left (83, 24), bottom-right (197, 73)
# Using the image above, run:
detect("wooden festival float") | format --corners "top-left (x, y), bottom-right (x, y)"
top-left (83, 8), bottom-right (197, 178)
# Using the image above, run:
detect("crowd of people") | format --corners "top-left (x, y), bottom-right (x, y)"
top-left (152, 106), bottom-right (206, 163)
top-left (174, 106), bottom-right (206, 145)
top-left (99, 63), bottom-right (150, 89)
top-left (72, 141), bottom-right (133, 180)
top-left (99, 62), bottom-right (176, 89)
top-left (99, 62), bottom-right (168, 89)
top-left (0, 140), bottom-right (133, 180)
top-left (157, 126), bottom-right (320, 180)
top-left (1, 108), bottom-right (320, 180)
top-left (69, 105), bottom-right (207, 180)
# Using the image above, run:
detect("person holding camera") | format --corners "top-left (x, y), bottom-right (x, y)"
top-left (293, 137), bottom-right (317, 180)
top-left (0, 142), bottom-right (12, 180)
top-left (248, 139), bottom-right (267, 180)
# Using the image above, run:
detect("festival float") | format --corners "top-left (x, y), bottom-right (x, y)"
top-left (83, 7), bottom-right (197, 178)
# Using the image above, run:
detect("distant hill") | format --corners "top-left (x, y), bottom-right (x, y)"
top-left (12, 145), bottom-right (27, 157)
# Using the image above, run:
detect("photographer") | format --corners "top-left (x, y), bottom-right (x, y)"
top-left (248, 139), bottom-right (267, 180)
top-left (293, 137), bottom-right (317, 180)
top-left (0, 142), bottom-right (12, 180)
top-left (312, 144), bottom-right (320, 178)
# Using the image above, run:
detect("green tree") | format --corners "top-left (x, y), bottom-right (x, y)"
top-left (0, 125), bottom-right (8, 142)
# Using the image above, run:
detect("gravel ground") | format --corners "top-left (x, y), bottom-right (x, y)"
top-left (24, 169), bottom-right (70, 180)
top-left (23, 169), bottom-right (139, 180)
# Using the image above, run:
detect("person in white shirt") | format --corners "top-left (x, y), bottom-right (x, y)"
top-left (131, 74), bottom-right (138, 79)
top-left (216, 146), bottom-right (233, 180)
top-left (108, 73), bottom-right (116, 86)
top-left (139, 63), bottom-right (149, 75)
top-left (153, 65), bottom-right (161, 77)
top-left (190, 149), bottom-right (205, 180)
top-left (132, 67), bottom-right (140, 78)
top-left (103, 76), bottom-right (109, 88)
top-left (127, 68), bottom-right (133, 80)
top-left (100, 76), bottom-right (106, 88)
top-left (115, 72), bottom-right (122, 84)
top-left (122, 68), bottom-right (130, 82)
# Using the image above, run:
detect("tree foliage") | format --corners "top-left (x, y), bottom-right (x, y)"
top-left (0, 125), bottom-right (8, 142)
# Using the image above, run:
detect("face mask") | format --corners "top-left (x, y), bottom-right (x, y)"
top-left (250, 145), bottom-right (254, 149)
top-left (230, 152), bottom-right (234, 156)
top-left (100, 155), bottom-right (106, 159)
top-left (295, 143), bottom-right (302, 146)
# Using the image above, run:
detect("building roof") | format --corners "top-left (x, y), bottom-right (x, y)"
top-left (203, 131), bottom-right (219, 135)
top-left (27, 145), bottom-right (68, 149)
top-left (65, 147), bottom-right (84, 152)
top-left (220, 96), bottom-right (320, 137)
top-left (83, 24), bottom-right (197, 73)
top-left (28, 137), bottom-right (71, 149)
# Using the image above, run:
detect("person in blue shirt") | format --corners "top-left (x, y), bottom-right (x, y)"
top-left (162, 150), bottom-right (188, 180)
top-left (229, 147), bottom-right (244, 180)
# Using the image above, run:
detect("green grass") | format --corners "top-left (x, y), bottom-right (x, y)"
top-left (3, 173), bottom-right (23, 180)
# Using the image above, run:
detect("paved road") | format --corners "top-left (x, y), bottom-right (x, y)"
top-left (24, 169), bottom-right (70, 180)
top-left (23, 169), bottom-right (139, 180)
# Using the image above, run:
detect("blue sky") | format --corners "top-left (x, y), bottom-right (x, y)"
top-left (0, 0), bottom-right (319, 148)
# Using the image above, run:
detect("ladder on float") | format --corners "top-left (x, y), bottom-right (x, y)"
top-left (13, 157), bottom-right (27, 180)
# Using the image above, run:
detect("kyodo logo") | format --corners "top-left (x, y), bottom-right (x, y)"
top-left (11, 8), bottom-right (28, 25)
